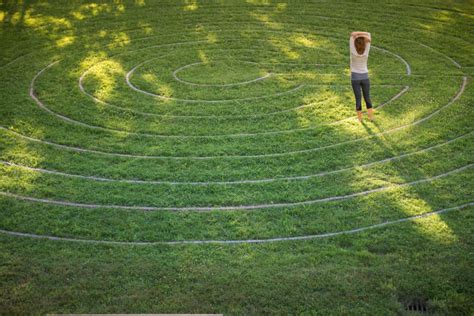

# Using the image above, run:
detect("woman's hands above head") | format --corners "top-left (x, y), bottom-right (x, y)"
top-left (351, 31), bottom-right (371, 40)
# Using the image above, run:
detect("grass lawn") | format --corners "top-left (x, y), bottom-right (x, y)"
top-left (0, 0), bottom-right (473, 314)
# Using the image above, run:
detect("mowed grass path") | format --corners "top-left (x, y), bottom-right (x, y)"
top-left (0, 0), bottom-right (473, 314)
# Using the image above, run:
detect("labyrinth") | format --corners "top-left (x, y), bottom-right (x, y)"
top-left (0, 0), bottom-right (473, 314)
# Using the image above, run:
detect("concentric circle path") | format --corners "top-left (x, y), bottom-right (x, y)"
top-left (0, 1), bottom-right (472, 246)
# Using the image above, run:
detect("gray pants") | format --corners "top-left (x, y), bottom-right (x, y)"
top-left (351, 79), bottom-right (372, 111)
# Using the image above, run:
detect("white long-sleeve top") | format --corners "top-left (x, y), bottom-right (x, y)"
top-left (349, 33), bottom-right (371, 73)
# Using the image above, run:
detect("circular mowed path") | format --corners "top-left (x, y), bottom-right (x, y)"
top-left (0, 1), bottom-right (472, 245)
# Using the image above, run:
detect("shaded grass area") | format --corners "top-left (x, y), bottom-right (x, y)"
top-left (1, 208), bottom-right (473, 314)
top-left (0, 0), bottom-right (473, 314)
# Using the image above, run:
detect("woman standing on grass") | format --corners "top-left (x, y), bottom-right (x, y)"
top-left (350, 31), bottom-right (373, 122)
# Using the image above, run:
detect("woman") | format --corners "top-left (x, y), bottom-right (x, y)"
top-left (350, 31), bottom-right (373, 122)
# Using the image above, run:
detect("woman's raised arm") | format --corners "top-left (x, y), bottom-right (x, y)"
top-left (351, 31), bottom-right (371, 39)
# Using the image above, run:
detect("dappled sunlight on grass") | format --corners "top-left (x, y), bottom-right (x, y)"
top-left (292, 35), bottom-right (318, 48)
top-left (249, 12), bottom-right (282, 29)
top-left (138, 21), bottom-right (154, 35)
top-left (414, 8), bottom-right (467, 45)
top-left (246, 0), bottom-right (271, 6)
top-left (336, 118), bottom-right (365, 136)
top-left (342, 118), bottom-right (460, 244)
top-left (77, 51), bottom-right (109, 74)
top-left (276, 3), bottom-right (287, 11)
top-left (296, 89), bottom-right (350, 126)
top-left (206, 32), bottom-right (217, 44)
top-left (22, 10), bottom-right (72, 29)
top-left (3, 6), bottom-right (79, 51)
top-left (413, 7), bottom-right (464, 37)
top-left (430, 9), bottom-right (455, 23)
top-left (290, 34), bottom-right (337, 52)
top-left (135, 0), bottom-right (147, 6)
top-left (316, 74), bottom-right (339, 85)
top-left (2, 1), bottom-right (130, 56)
top-left (116, 4), bottom-right (126, 14)
top-left (1, 123), bottom-right (45, 192)
top-left (417, 21), bottom-right (434, 31)
top-left (350, 167), bottom-right (401, 189)
top-left (268, 37), bottom-right (300, 60)
top-left (98, 30), bottom-right (108, 38)
top-left (0, 164), bottom-right (42, 193)
top-left (141, 73), bottom-right (174, 98)
top-left (290, 70), bottom-right (316, 80)
top-left (85, 59), bottom-right (125, 100)
top-left (109, 32), bottom-right (131, 48)
top-left (414, 213), bottom-right (457, 244)
top-left (183, 0), bottom-right (199, 11)
top-left (1, 140), bottom-right (44, 171)
top-left (198, 50), bottom-right (209, 64)
top-left (194, 23), bottom-right (205, 32)
top-left (379, 195), bottom-right (458, 245)
top-left (10, 120), bottom-right (45, 140)
top-left (70, 3), bottom-right (117, 20)
top-left (56, 35), bottom-right (75, 48)
top-left (283, 70), bottom-right (341, 84)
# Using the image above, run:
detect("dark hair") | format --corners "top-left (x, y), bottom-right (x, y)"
top-left (355, 37), bottom-right (366, 55)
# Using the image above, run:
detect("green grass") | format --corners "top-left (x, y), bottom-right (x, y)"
top-left (0, 0), bottom-right (473, 314)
